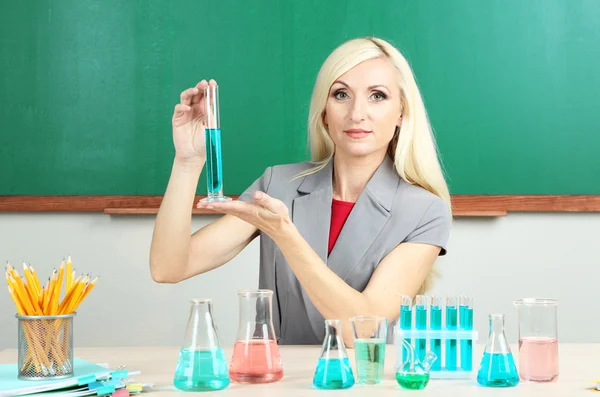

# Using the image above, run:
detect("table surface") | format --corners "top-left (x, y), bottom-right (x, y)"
top-left (0, 344), bottom-right (597, 396)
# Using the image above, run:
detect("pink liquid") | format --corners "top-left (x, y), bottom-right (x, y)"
top-left (518, 337), bottom-right (559, 382)
top-left (229, 340), bottom-right (284, 383)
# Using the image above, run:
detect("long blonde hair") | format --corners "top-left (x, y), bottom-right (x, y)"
top-left (299, 37), bottom-right (452, 294)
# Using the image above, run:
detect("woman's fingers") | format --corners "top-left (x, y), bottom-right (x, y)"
top-left (180, 87), bottom-right (199, 105)
top-left (173, 104), bottom-right (191, 118)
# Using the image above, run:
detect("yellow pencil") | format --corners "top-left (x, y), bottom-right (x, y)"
top-left (58, 275), bottom-right (82, 314)
top-left (23, 263), bottom-right (39, 297)
top-left (8, 286), bottom-right (25, 315)
top-left (65, 277), bottom-right (88, 314)
top-left (9, 275), bottom-right (35, 315)
top-left (52, 263), bottom-right (65, 314)
top-left (74, 276), bottom-right (98, 309)
top-left (43, 271), bottom-right (56, 315)
top-left (66, 256), bottom-right (73, 290)
top-left (28, 264), bottom-right (43, 294)
top-left (24, 280), bottom-right (43, 315)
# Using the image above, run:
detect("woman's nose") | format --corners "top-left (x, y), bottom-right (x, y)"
top-left (349, 98), bottom-right (366, 122)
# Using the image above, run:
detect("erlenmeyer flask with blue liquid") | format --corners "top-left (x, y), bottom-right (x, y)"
top-left (173, 298), bottom-right (230, 391)
top-left (476, 314), bottom-right (519, 387)
top-left (313, 319), bottom-right (355, 389)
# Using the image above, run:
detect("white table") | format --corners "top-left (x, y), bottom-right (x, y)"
top-left (0, 344), bottom-right (597, 396)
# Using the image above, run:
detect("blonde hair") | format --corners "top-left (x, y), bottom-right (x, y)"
top-left (299, 37), bottom-right (452, 294)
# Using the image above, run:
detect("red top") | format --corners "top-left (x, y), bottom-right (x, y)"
top-left (328, 198), bottom-right (355, 255)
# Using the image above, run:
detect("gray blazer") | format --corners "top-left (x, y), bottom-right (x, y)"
top-left (238, 155), bottom-right (452, 345)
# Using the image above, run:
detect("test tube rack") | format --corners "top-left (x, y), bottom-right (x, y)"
top-left (394, 295), bottom-right (478, 379)
top-left (394, 328), bottom-right (478, 379)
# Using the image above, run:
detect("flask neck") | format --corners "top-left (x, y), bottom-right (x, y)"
top-left (322, 320), bottom-right (345, 352)
top-left (238, 295), bottom-right (273, 324)
top-left (490, 315), bottom-right (505, 334)
top-left (183, 299), bottom-right (220, 350)
top-left (237, 292), bottom-right (276, 341)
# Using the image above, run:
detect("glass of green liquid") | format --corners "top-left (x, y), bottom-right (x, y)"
top-left (349, 316), bottom-right (388, 384)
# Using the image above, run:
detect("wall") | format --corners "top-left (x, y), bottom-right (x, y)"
top-left (0, 212), bottom-right (598, 350)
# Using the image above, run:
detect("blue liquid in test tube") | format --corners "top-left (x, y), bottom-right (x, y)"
top-left (399, 296), bottom-right (412, 364)
top-left (430, 296), bottom-right (443, 371)
top-left (446, 297), bottom-right (458, 371)
top-left (415, 295), bottom-right (429, 363)
top-left (460, 296), bottom-right (474, 371)
top-left (201, 84), bottom-right (231, 203)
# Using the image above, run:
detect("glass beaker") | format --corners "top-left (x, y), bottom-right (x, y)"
top-left (349, 316), bottom-right (387, 384)
top-left (200, 84), bottom-right (232, 203)
top-left (514, 298), bottom-right (559, 382)
top-left (476, 314), bottom-right (519, 387)
top-left (313, 319), bottom-right (355, 389)
top-left (229, 289), bottom-right (283, 383)
top-left (173, 299), bottom-right (230, 391)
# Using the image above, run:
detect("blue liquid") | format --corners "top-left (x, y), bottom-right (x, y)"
top-left (430, 306), bottom-right (442, 371)
top-left (476, 352), bottom-right (519, 387)
top-left (174, 348), bottom-right (230, 391)
top-left (415, 305), bottom-right (427, 362)
top-left (399, 305), bottom-right (412, 363)
top-left (460, 306), bottom-right (473, 371)
top-left (445, 306), bottom-right (457, 370)
top-left (204, 128), bottom-right (223, 195)
top-left (313, 357), bottom-right (355, 389)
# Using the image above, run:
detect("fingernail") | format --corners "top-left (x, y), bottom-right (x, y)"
top-left (255, 192), bottom-right (263, 199)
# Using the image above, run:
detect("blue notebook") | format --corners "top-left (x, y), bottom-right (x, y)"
top-left (0, 358), bottom-right (110, 397)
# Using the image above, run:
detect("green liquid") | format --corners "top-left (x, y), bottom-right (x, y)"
top-left (354, 339), bottom-right (386, 384)
top-left (396, 372), bottom-right (430, 390)
top-left (173, 348), bottom-right (230, 391)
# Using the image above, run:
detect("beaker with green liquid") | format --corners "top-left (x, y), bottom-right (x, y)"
top-left (173, 298), bottom-right (230, 391)
top-left (349, 316), bottom-right (387, 384)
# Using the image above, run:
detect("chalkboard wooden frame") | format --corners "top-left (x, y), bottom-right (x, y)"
top-left (1, 195), bottom-right (599, 216)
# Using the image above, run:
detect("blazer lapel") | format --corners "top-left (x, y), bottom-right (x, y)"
top-left (327, 156), bottom-right (399, 282)
top-left (291, 161), bottom-right (332, 340)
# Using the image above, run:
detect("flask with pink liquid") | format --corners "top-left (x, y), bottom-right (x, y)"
top-left (514, 298), bottom-right (559, 382)
top-left (229, 289), bottom-right (284, 383)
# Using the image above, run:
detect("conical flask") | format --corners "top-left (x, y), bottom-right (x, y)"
top-left (476, 314), bottom-right (519, 387)
top-left (173, 298), bottom-right (230, 391)
top-left (313, 319), bottom-right (355, 389)
top-left (229, 289), bottom-right (283, 383)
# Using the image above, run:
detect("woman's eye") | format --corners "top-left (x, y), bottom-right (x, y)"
top-left (333, 90), bottom-right (348, 100)
top-left (371, 91), bottom-right (387, 101)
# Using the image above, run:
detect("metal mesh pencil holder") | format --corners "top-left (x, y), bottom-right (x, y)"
top-left (16, 313), bottom-right (76, 380)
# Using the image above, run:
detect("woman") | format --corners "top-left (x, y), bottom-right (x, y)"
top-left (150, 37), bottom-right (452, 347)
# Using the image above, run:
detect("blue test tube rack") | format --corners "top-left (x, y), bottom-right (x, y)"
top-left (394, 295), bottom-right (478, 379)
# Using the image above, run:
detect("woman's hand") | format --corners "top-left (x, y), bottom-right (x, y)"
top-left (197, 191), bottom-right (295, 240)
top-left (172, 79), bottom-right (216, 163)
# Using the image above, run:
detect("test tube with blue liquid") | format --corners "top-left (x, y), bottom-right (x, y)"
top-left (430, 296), bottom-right (443, 371)
top-left (415, 295), bottom-right (429, 363)
top-left (445, 296), bottom-right (458, 370)
top-left (201, 84), bottom-right (231, 203)
top-left (459, 296), bottom-right (473, 371)
top-left (399, 296), bottom-right (412, 364)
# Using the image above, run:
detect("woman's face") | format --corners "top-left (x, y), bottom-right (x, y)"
top-left (324, 57), bottom-right (402, 160)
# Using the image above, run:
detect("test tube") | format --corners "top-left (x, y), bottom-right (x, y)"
top-left (430, 296), bottom-right (443, 371)
top-left (415, 295), bottom-right (429, 363)
top-left (399, 296), bottom-right (412, 363)
top-left (459, 296), bottom-right (474, 371)
top-left (445, 296), bottom-right (458, 371)
top-left (201, 84), bottom-right (232, 203)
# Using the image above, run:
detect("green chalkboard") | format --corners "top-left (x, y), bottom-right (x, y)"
top-left (1, 0), bottom-right (599, 195)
